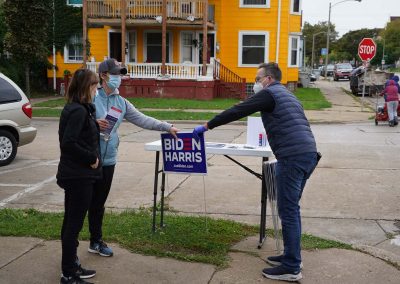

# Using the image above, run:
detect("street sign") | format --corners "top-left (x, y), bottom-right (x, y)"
top-left (358, 38), bottom-right (377, 61)
top-left (321, 48), bottom-right (327, 55)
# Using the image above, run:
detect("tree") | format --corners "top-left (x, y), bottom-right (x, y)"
top-left (381, 20), bottom-right (400, 65)
top-left (3, 0), bottom-right (51, 97)
top-left (0, 1), bottom-right (6, 56)
top-left (302, 21), bottom-right (338, 68)
top-left (333, 28), bottom-right (381, 66)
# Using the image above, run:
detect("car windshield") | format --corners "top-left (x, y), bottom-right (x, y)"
top-left (337, 63), bottom-right (352, 70)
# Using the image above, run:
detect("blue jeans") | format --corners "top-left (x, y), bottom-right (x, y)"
top-left (276, 152), bottom-right (318, 271)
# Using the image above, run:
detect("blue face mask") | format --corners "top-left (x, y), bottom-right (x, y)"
top-left (106, 75), bottom-right (121, 90)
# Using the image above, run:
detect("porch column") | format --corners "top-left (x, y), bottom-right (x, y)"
top-left (121, 0), bottom-right (126, 64)
top-left (83, 0), bottom-right (88, 65)
top-left (202, 0), bottom-right (208, 76)
top-left (161, 0), bottom-right (167, 75)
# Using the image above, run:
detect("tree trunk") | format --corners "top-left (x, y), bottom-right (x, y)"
top-left (25, 64), bottom-right (30, 98)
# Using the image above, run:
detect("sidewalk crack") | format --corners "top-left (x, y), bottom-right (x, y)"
top-left (0, 239), bottom-right (45, 270)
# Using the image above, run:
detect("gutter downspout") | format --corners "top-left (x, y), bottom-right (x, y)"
top-left (275, 0), bottom-right (282, 63)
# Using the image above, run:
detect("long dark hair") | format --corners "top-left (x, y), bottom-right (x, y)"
top-left (66, 68), bottom-right (98, 104)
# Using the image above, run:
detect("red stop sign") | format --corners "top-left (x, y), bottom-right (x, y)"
top-left (358, 38), bottom-right (377, 61)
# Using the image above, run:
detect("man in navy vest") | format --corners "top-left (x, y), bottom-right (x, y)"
top-left (193, 62), bottom-right (319, 282)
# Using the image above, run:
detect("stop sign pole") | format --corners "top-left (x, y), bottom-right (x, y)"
top-left (358, 38), bottom-right (377, 111)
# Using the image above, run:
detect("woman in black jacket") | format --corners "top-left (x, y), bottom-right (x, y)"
top-left (57, 68), bottom-right (102, 284)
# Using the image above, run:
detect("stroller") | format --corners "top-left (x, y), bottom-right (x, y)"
top-left (375, 86), bottom-right (400, 125)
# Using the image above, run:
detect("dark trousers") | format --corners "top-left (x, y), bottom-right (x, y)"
top-left (89, 165), bottom-right (115, 244)
top-left (276, 152), bottom-right (318, 271)
top-left (61, 180), bottom-right (94, 277)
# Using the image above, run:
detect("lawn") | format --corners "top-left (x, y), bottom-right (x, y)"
top-left (32, 88), bottom-right (331, 118)
top-left (0, 208), bottom-right (351, 267)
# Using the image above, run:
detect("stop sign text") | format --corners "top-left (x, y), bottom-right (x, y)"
top-left (358, 38), bottom-right (377, 61)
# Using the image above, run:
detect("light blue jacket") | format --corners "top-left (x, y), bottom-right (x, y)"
top-left (94, 88), bottom-right (172, 166)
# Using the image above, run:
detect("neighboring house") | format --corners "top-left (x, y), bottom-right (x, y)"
top-left (48, 0), bottom-right (302, 99)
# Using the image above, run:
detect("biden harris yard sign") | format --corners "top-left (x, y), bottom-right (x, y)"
top-left (161, 132), bottom-right (207, 175)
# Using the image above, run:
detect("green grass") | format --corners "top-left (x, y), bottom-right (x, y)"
top-left (33, 98), bottom-right (239, 109)
top-left (0, 208), bottom-right (256, 267)
top-left (32, 88), bottom-right (330, 118)
top-left (127, 98), bottom-right (240, 110)
top-left (294, 88), bottom-right (332, 110)
top-left (0, 208), bottom-right (352, 267)
top-left (33, 108), bottom-right (62, 117)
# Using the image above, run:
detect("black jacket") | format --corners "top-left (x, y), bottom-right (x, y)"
top-left (57, 102), bottom-right (102, 185)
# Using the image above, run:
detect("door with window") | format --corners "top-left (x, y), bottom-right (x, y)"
top-left (109, 32), bottom-right (122, 62)
top-left (198, 33), bottom-right (215, 64)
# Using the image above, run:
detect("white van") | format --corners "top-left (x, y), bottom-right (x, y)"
top-left (0, 73), bottom-right (37, 166)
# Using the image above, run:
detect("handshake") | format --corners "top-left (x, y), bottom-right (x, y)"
top-left (192, 124), bottom-right (208, 140)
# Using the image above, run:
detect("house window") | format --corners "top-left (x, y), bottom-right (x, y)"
top-left (238, 31), bottom-right (269, 67)
top-left (181, 32), bottom-right (194, 63)
top-left (145, 32), bottom-right (171, 63)
top-left (128, 31), bottom-right (136, 62)
top-left (65, 34), bottom-right (83, 62)
top-left (240, 0), bottom-right (269, 8)
top-left (288, 36), bottom-right (300, 67)
top-left (290, 0), bottom-right (301, 14)
top-left (66, 0), bottom-right (82, 7)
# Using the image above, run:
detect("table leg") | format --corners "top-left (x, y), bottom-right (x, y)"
top-left (258, 157), bottom-right (268, 248)
top-left (152, 151), bottom-right (160, 232)
top-left (160, 171), bottom-right (166, 228)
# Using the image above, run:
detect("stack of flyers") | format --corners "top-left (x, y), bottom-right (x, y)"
top-left (101, 106), bottom-right (122, 141)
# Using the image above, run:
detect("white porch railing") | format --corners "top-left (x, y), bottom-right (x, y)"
top-left (86, 60), bottom-right (216, 80)
top-left (87, 0), bottom-right (206, 20)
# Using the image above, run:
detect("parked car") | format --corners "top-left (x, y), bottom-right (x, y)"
top-left (333, 63), bottom-right (353, 81)
top-left (0, 73), bottom-right (37, 166)
top-left (321, 64), bottom-right (335, 77)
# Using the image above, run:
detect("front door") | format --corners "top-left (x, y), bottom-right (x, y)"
top-left (198, 33), bottom-right (215, 64)
top-left (109, 32), bottom-right (122, 62)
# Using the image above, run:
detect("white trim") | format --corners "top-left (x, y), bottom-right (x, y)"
top-left (127, 30), bottom-right (137, 63)
top-left (63, 34), bottom-right (83, 64)
top-left (180, 31), bottom-right (195, 63)
top-left (238, 31), bottom-right (269, 67)
top-left (108, 29), bottom-right (122, 61)
top-left (290, 0), bottom-right (302, 15)
top-left (143, 30), bottom-right (173, 63)
top-left (288, 35), bottom-right (300, 67)
top-left (195, 31), bottom-right (216, 64)
top-left (239, 0), bottom-right (270, 8)
top-left (66, 0), bottom-right (82, 7)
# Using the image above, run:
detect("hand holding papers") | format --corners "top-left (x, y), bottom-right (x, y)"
top-left (100, 106), bottom-right (122, 141)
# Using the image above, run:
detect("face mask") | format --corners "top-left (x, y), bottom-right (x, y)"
top-left (106, 75), bottom-right (121, 90)
top-left (253, 82), bottom-right (264, 94)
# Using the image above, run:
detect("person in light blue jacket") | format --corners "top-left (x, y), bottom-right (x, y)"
top-left (88, 59), bottom-right (179, 257)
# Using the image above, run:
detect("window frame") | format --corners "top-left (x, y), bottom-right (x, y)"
top-left (288, 35), bottom-right (300, 67)
top-left (66, 0), bottom-right (82, 7)
top-left (64, 34), bottom-right (83, 63)
top-left (180, 31), bottom-right (195, 63)
top-left (290, 0), bottom-right (301, 15)
top-left (128, 31), bottom-right (137, 63)
top-left (143, 30), bottom-right (173, 63)
top-left (239, 0), bottom-right (270, 9)
top-left (238, 31), bottom-right (269, 67)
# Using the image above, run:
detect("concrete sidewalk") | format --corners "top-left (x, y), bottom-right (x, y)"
top-left (2, 80), bottom-right (399, 283)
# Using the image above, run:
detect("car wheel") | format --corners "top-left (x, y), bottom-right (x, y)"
top-left (0, 129), bottom-right (17, 167)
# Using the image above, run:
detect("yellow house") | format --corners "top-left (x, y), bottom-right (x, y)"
top-left (49, 0), bottom-right (302, 99)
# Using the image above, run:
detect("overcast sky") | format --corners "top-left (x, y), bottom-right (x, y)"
top-left (302, 0), bottom-right (400, 37)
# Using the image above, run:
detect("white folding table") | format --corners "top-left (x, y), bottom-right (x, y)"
top-left (145, 140), bottom-right (274, 248)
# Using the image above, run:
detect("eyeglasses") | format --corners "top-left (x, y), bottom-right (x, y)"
top-left (255, 76), bottom-right (266, 83)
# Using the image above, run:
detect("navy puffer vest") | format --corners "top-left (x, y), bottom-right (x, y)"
top-left (261, 82), bottom-right (317, 159)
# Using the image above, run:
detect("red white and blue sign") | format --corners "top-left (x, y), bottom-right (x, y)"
top-left (161, 132), bottom-right (207, 175)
